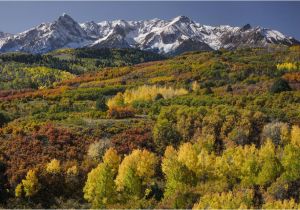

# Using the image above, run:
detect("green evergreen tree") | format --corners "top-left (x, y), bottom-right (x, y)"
top-left (96, 95), bottom-right (108, 111)
top-left (270, 78), bottom-right (291, 93)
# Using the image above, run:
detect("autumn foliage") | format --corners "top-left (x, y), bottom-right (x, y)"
top-left (1, 47), bottom-right (300, 208)
top-left (107, 107), bottom-right (135, 119)
top-left (111, 127), bottom-right (155, 155)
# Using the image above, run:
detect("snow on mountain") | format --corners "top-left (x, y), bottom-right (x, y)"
top-left (0, 14), bottom-right (94, 54)
top-left (0, 31), bottom-right (12, 39)
top-left (0, 14), bottom-right (298, 54)
top-left (0, 31), bottom-right (13, 48)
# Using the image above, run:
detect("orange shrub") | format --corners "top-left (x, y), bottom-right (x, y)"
top-left (283, 72), bottom-right (300, 82)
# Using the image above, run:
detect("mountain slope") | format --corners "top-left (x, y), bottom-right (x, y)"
top-left (0, 48), bottom-right (165, 77)
top-left (0, 14), bottom-right (298, 54)
top-left (0, 31), bottom-right (13, 48)
top-left (0, 14), bottom-right (94, 54)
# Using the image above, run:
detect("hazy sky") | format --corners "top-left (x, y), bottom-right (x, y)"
top-left (0, 1), bottom-right (299, 39)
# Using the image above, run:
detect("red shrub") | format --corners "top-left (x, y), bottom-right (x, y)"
top-left (111, 126), bottom-right (155, 155)
top-left (0, 123), bottom-right (96, 186)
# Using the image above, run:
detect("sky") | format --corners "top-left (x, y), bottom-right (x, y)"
top-left (0, 1), bottom-right (300, 39)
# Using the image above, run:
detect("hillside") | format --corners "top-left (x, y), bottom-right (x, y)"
top-left (0, 48), bottom-right (164, 90)
top-left (1, 46), bottom-right (300, 208)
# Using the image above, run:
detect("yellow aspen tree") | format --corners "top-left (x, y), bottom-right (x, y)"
top-left (115, 149), bottom-right (158, 198)
top-left (83, 163), bottom-right (117, 208)
top-left (193, 189), bottom-right (254, 209)
top-left (46, 159), bottom-right (61, 174)
top-left (256, 140), bottom-right (282, 186)
top-left (15, 183), bottom-right (23, 198)
top-left (291, 125), bottom-right (300, 147)
top-left (103, 148), bottom-right (121, 173)
top-left (83, 148), bottom-right (120, 208)
top-left (263, 199), bottom-right (300, 209)
top-left (162, 146), bottom-right (196, 198)
top-left (22, 169), bottom-right (39, 197)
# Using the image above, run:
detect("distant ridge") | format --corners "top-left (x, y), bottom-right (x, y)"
top-left (0, 14), bottom-right (299, 55)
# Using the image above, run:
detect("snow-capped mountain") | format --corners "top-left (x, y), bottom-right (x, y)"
top-left (0, 14), bottom-right (298, 55)
top-left (0, 31), bottom-right (12, 39)
top-left (0, 31), bottom-right (13, 48)
top-left (0, 14), bottom-right (94, 54)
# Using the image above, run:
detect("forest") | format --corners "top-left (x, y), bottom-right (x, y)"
top-left (0, 46), bottom-right (300, 208)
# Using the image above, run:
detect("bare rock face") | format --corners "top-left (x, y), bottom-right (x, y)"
top-left (0, 14), bottom-right (299, 55)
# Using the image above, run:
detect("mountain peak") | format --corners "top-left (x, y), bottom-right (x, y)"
top-left (240, 23), bottom-right (252, 31)
top-left (53, 13), bottom-right (88, 38)
top-left (171, 15), bottom-right (192, 24)
top-left (57, 13), bottom-right (76, 23)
